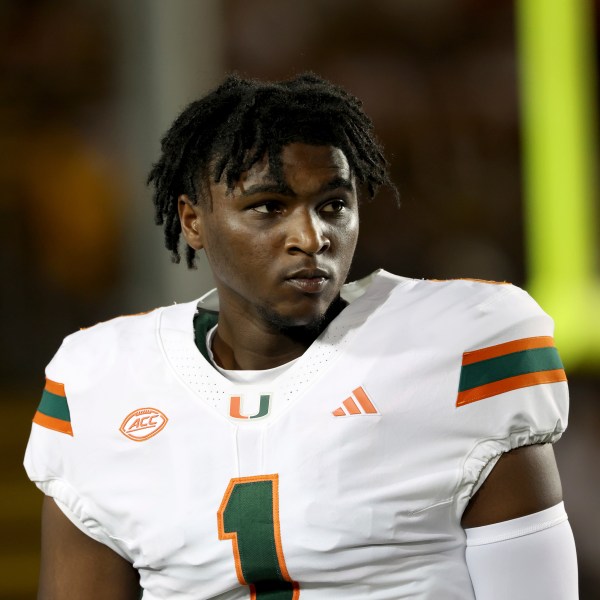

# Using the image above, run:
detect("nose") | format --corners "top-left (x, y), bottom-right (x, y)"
top-left (285, 209), bottom-right (330, 255)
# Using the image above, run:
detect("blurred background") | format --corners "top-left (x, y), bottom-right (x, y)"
top-left (1, 0), bottom-right (598, 597)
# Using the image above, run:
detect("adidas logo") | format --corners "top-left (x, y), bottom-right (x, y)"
top-left (332, 387), bottom-right (379, 417)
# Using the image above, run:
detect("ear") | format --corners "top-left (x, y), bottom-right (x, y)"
top-left (178, 194), bottom-right (204, 250)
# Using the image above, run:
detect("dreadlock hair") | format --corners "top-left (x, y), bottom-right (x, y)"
top-left (147, 72), bottom-right (397, 267)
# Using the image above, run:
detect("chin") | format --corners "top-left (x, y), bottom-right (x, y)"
top-left (259, 296), bottom-right (342, 334)
top-left (261, 306), bottom-right (327, 332)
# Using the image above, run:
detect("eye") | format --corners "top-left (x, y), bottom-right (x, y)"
top-left (251, 201), bottom-right (283, 214)
top-left (320, 199), bottom-right (346, 214)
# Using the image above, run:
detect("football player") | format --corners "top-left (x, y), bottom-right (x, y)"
top-left (26, 74), bottom-right (577, 598)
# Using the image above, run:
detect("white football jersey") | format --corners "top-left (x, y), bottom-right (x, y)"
top-left (24, 270), bottom-right (568, 599)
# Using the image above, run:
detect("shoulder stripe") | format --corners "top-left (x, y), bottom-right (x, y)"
top-left (456, 337), bottom-right (567, 407)
top-left (457, 369), bottom-right (567, 407)
top-left (459, 346), bottom-right (563, 390)
top-left (33, 378), bottom-right (73, 435)
top-left (461, 336), bottom-right (555, 365)
top-left (33, 411), bottom-right (73, 436)
top-left (44, 378), bottom-right (66, 397)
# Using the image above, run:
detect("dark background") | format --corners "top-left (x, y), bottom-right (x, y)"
top-left (1, 1), bottom-right (598, 597)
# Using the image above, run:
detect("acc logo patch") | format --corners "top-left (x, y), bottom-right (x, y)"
top-left (120, 407), bottom-right (168, 441)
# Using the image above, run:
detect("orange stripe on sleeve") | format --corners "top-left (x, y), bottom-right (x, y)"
top-left (456, 368), bottom-right (567, 407)
top-left (332, 407), bottom-right (345, 417)
top-left (44, 378), bottom-right (66, 397)
top-left (461, 336), bottom-right (555, 365)
top-left (352, 387), bottom-right (378, 414)
top-left (32, 411), bottom-right (73, 435)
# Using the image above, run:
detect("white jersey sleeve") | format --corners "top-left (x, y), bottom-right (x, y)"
top-left (444, 281), bottom-right (568, 507)
top-left (24, 310), bottom-right (166, 562)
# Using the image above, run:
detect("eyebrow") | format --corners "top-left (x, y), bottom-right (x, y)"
top-left (240, 176), bottom-right (355, 197)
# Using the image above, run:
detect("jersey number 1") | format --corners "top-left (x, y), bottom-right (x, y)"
top-left (218, 474), bottom-right (300, 599)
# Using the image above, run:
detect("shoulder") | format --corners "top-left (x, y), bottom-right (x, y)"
top-left (419, 277), bottom-right (551, 341)
top-left (45, 300), bottom-right (197, 388)
top-left (369, 275), bottom-right (568, 509)
top-left (65, 307), bottom-right (161, 345)
top-left (53, 309), bottom-right (159, 368)
top-left (361, 270), bottom-right (554, 347)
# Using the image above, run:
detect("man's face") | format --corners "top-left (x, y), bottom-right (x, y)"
top-left (181, 142), bottom-right (359, 330)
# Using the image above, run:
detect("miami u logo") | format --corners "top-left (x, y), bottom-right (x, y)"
top-left (229, 394), bottom-right (271, 420)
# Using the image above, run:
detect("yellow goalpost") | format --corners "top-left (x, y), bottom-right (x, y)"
top-left (517, 0), bottom-right (600, 369)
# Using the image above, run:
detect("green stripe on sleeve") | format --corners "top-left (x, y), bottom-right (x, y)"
top-left (37, 390), bottom-right (71, 422)
top-left (459, 346), bottom-right (564, 391)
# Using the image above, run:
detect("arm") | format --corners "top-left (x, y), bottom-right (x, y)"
top-left (39, 496), bottom-right (140, 600)
top-left (461, 443), bottom-right (562, 528)
top-left (461, 444), bottom-right (578, 599)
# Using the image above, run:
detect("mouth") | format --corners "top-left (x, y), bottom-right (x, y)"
top-left (285, 268), bottom-right (330, 294)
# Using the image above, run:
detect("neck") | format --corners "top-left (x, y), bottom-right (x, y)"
top-left (212, 297), bottom-right (347, 370)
